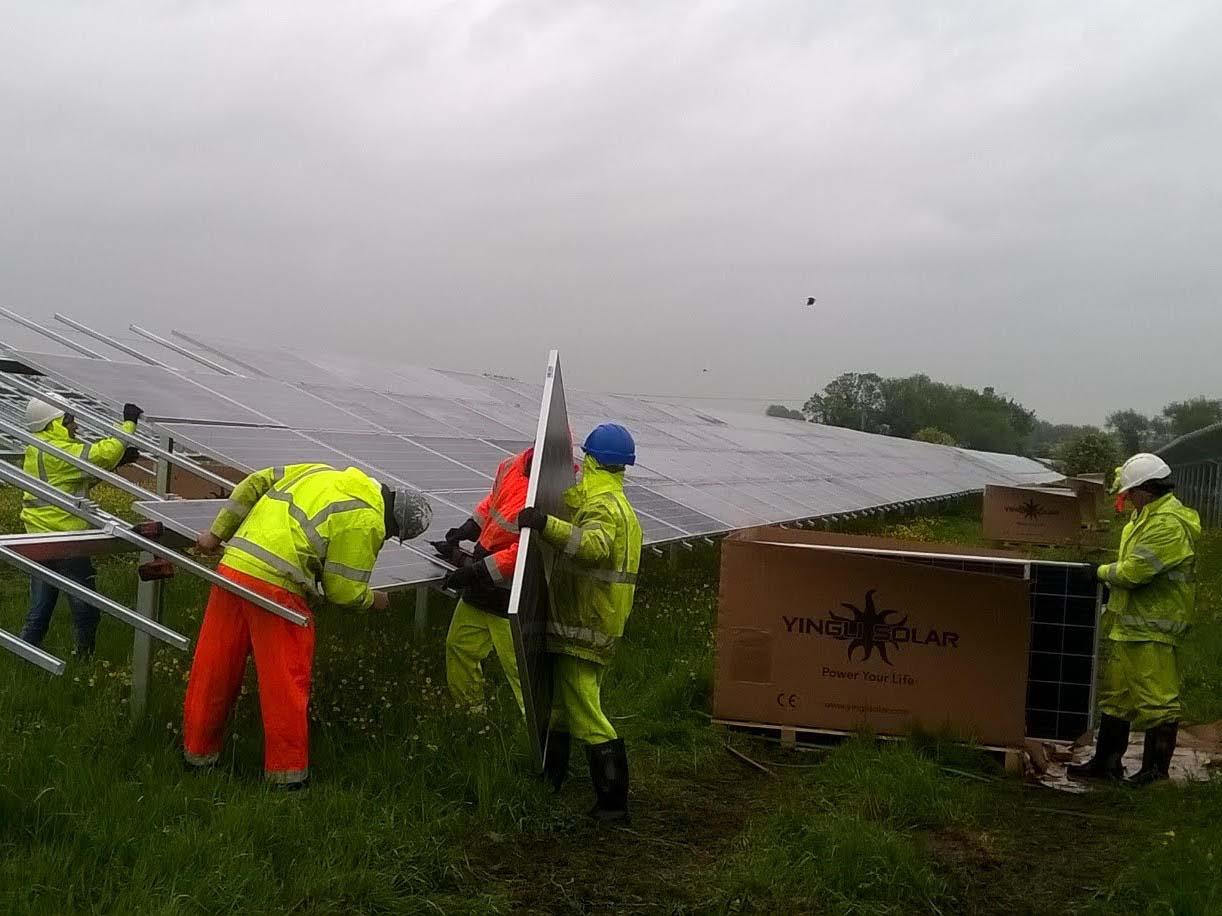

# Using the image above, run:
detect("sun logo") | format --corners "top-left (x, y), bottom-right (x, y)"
top-left (1019, 499), bottom-right (1048, 520)
top-left (828, 589), bottom-right (907, 666)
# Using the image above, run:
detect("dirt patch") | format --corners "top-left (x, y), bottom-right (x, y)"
top-left (468, 757), bottom-right (771, 914)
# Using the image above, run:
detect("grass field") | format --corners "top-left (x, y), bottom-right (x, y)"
top-left (1, 490), bottom-right (1221, 914)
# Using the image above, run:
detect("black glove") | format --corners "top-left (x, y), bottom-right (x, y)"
top-left (516, 506), bottom-right (549, 530)
top-left (118, 446), bottom-right (141, 467)
top-left (449, 517), bottom-right (481, 544)
top-left (430, 539), bottom-right (454, 559)
top-left (123, 403), bottom-right (144, 423)
top-left (443, 560), bottom-right (489, 592)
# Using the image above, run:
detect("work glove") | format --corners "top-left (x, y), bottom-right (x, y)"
top-left (430, 539), bottom-right (455, 559)
top-left (516, 506), bottom-right (549, 531)
top-left (118, 446), bottom-right (141, 467)
top-left (443, 560), bottom-right (490, 592)
top-left (123, 403), bottom-right (144, 423)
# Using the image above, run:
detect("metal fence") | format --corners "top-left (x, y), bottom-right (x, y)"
top-left (1160, 421), bottom-right (1222, 528)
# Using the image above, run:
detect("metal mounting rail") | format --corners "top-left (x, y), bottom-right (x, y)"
top-left (0, 370), bottom-right (237, 493)
top-left (0, 461), bottom-right (310, 627)
top-left (128, 325), bottom-right (237, 376)
top-left (0, 307), bottom-right (107, 359)
top-left (0, 628), bottom-right (66, 675)
top-left (53, 314), bottom-right (172, 368)
top-left (0, 544), bottom-right (190, 650)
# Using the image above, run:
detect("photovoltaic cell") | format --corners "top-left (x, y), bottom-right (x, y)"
top-left (300, 385), bottom-right (462, 436)
top-left (394, 396), bottom-right (529, 439)
top-left (624, 484), bottom-right (730, 536)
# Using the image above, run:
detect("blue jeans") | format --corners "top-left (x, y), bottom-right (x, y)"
top-left (19, 557), bottom-right (101, 654)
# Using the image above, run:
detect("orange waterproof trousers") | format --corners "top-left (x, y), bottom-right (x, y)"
top-left (182, 565), bottom-right (315, 784)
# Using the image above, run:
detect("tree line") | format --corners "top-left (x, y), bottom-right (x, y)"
top-left (766, 373), bottom-right (1222, 476)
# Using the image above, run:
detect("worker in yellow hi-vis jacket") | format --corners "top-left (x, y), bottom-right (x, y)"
top-left (517, 423), bottom-right (643, 822)
top-left (18, 397), bottom-right (143, 655)
top-left (1069, 453), bottom-right (1199, 786)
top-left (183, 464), bottom-right (432, 789)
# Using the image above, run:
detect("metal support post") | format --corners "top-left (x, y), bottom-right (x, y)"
top-left (668, 544), bottom-right (679, 570)
top-left (415, 586), bottom-right (429, 632)
top-left (131, 434), bottom-right (172, 722)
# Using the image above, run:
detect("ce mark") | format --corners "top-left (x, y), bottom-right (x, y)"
top-left (775, 692), bottom-right (799, 709)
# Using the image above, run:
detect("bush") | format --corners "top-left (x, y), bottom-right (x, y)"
top-left (1054, 431), bottom-right (1120, 478)
top-left (913, 427), bottom-right (956, 446)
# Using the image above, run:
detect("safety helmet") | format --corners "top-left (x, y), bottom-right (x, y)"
top-left (388, 486), bottom-right (433, 542)
top-left (1112, 453), bottom-right (1172, 494)
top-left (25, 398), bottom-right (65, 432)
top-left (582, 423), bottom-right (636, 467)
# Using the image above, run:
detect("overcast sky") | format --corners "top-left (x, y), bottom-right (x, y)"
top-left (2, 1), bottom-right (1219, 425)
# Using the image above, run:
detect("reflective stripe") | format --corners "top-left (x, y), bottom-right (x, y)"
top-left (1167, 569), bottom-right (1194, 584)
top-left (546, 620), bottom-right (618, 649)
top-left (265, 767), bottom-right (309, 785)
top-left (484, 554), bottom-right (508, 586)
top-left (564, 526), bottom-right (586, 557)
top-left (1099, 564), bottom-right (1119, 586)
top-left (473, 505), bottom-right (490, 527)
top-left (277, 465), bottom-right (329, 489)
top-left (273, 466), bottom-right (285, 481)
top-left (1132, 546), bottom-right (1165, 572)
top-left (579, 568), bottom-right (638, 585)
top-left (264, 491), bottom-right (328, 555)
top-left (322, 559), bottom-right (372, 584)
top-left (36, 451), bottom-right (47, 483)
top-left (223, 497), bottom-right (253, 517)
top-left (1115, 615), bottom-right (1189, 636)
top-left (79, 442), bottom-right (92, 464)
top-left (488, 507), bottom-right (519, 533)
top-left (184, 750), bottom-right (219, 767)
top-left (227, 536), bottom-right (316, 592)
top-left (311, 498), bottom-right (374, 524)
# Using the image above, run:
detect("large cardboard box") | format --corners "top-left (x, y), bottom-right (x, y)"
top-left (982, 484), bottom-right (1084, 545)
top-left (714, 537), bottom-right (1031, 748)
top-left (1063, 477), bottom-right (1110, 527)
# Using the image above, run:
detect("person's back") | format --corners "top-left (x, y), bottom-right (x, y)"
top-left (217, 463), bottom-right (387, 608)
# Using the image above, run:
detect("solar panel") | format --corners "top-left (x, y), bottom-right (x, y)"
top-left (300, 385), bottom-right (462, 436)
top-left (158, 424), bottom-right (354, 475)
top-left (7, 351), bottom-right (268, 424)
top-left (172, 331), bottom-right (339, 384)
top-left (396, 395), bottom-right (529, 439)
top-left (198, 375), bottom-right (370, 431)
top-left (622, 485), bottom-right (715, 538)
top-left (413, 436), bottom-right (516, 470)
top-left (309, 431), bottom-right (491, 492)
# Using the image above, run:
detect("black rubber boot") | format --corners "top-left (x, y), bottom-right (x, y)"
top-left (1067, 714), bottom-right (1131, 781)
top-left (585, 738), bottom-right (630, 823)
top-left (1127, 722), bottom-right (1178, 786)
top-left (542, 731), bottom-right (571, 792)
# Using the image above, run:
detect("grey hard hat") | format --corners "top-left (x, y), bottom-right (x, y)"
top-left (390, 486), bottom-right (432, 542)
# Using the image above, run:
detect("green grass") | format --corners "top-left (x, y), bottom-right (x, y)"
top-left (1, 489), bottom-right (1221, 913)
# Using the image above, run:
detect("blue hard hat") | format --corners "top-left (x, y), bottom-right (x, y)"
top-left (582, 423), bottom-right (636, 467)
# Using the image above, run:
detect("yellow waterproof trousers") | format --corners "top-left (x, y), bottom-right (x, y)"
top-left (549, 653), bottom-right (617, 744)
top-left (1098, 639), bottom-right (1181, 731)
top-left (445, 600), bottom-right (524, 713)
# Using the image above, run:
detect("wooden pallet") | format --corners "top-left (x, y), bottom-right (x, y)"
top-left (713, 717), bottom-right (1025, 775)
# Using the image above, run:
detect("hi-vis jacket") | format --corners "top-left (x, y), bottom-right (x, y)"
top-left (210, 464), bottom-right (385, 610)
top-left (472, 449), bottom-right (532, 588)
top-left (21, 417), bottom-right (137, 533)
top-left (1099, 493), bottom-right (1200, 646)
top-left (538, 455), bottom-right (643, 665)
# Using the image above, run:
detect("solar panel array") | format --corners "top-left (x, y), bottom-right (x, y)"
top-left (0, 315), bottom-right (1062, 589)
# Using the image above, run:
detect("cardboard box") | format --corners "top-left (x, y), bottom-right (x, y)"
top-left (714, 536), bottom-right (1031, 748)
top-left (982, 484), bottom-right (1084, 545)
top-left (1063, 477), bottom-right (1110, 527)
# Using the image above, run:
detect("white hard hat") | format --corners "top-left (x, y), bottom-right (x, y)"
top-left (1113, 453), bottom-right (1171, 494)
top-left (25, 398), bottom-right (65, 432)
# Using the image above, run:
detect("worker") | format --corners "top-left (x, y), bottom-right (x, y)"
top-left (18, 398), bottom-right (143, 656)
top-left (516, 423), bottom-right (643, 822)
top-left (432, 447), bottom-right (532, 714)
top-left (183, 464), bottom-right (432, 789)
top-left (1069, 453), bottom-right (1199, 785)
